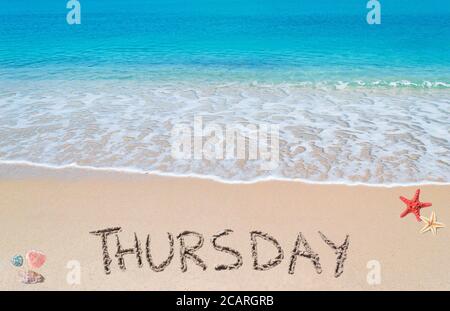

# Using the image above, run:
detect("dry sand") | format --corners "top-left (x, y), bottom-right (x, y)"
top-left (0, 164), bottom-right (448, 290)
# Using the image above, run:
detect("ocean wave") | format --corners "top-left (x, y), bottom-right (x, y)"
top-left (1, 67), bottom-right (450, 90)
top-left (0, 160), bottom-right (448, 187)
top-left (0, 81), bottom-right (449, 184)
top-left (341, 80), bottom-right (450, 89)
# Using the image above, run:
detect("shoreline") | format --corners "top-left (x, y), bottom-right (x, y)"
top-left (2, 84), bottom-right (449, 185)
top-left (0, 164), bottom-right (449, 290)
top-left (1, 161), bottom-right (448, 187)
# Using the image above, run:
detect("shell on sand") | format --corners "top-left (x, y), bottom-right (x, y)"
top-left (26, 250), bottom-right (46, 269)
top-left (19, 270), bottom-right (45, 284)
top-left (11, 255), bottom-right (24, 267)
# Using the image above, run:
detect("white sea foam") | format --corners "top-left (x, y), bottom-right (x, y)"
top-left (0, 80), bottom-right (449, 184)
top-left (0, 160), bottom-right (448, 187)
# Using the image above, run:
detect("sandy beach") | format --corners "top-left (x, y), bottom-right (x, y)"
top-left (0, 163), bottom-right (448, 290)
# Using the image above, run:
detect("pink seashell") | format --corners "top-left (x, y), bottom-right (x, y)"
top-left (26, 250), bottom-right (46, 269)
top-left (19, 270), bottom-right (45, 284)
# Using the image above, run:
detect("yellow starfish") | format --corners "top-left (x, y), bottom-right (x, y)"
top-left (420, 211), bottom-right (445, 235)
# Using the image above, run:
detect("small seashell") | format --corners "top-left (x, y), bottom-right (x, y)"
top-left (19, 270), bottom-right (45, 284)
top-left (26, 250), bottom-right (46, 269)
top-left (11, 255), bottom-right (24, 267)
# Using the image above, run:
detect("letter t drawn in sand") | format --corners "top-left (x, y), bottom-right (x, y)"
top-left (89, 227), bottom-right (121, 275)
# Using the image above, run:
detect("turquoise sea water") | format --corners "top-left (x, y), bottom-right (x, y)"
top-left (1, 0), bottom-right (450, 84)
top-left (0, 1), bottom-right (449, 184)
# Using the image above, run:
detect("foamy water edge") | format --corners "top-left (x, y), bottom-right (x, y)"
top-left (1, 160), bottom-right (448, 187)
top-left (1, 82), bottom-right (449, 184)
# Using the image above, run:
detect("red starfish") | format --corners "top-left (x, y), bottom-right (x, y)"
top-left (399, 189), bottom-right (432, 222)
